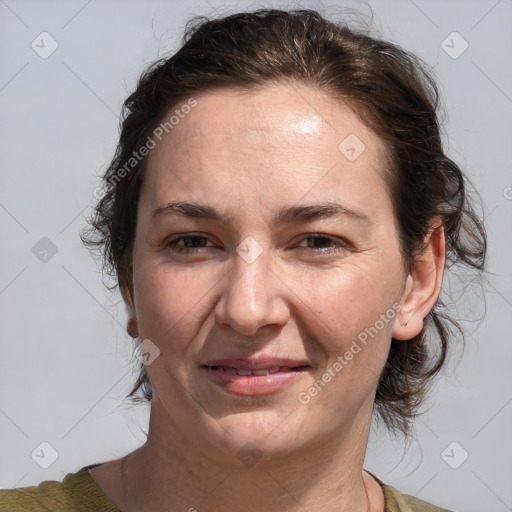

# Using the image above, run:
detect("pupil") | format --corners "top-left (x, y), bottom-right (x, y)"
top-left (311, 237), bottom-right (328, 248)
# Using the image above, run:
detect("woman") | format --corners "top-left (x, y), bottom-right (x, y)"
top-left (0, 8), bottom-right (486, 512)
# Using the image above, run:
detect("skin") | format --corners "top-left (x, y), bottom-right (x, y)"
top-left (88, 82), bottom-right (445, 512)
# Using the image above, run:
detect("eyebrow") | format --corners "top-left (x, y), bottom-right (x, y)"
top-left (151, 200), bottom-right (371, 226)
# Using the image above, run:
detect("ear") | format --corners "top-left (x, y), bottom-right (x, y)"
top-left (120, 282), bottom-right (139, 338)
top-left (392, 217), bottom-right (445, 341)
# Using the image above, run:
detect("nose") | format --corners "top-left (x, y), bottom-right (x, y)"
top-left (214, 241), bottom-right (290, 338)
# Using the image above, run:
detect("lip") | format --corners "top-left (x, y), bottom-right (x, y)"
top-left (202, 358), bottom-right (310, 396)
top-left (202, 358), bottom-right (310, 370)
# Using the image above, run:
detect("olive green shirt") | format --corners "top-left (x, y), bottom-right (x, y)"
top-left (0, 465), bottom-right (452, 511)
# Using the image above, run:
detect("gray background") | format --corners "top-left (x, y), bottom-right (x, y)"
top-left (1, 0), bottom-right (511, 510)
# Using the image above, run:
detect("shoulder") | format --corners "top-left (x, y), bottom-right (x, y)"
top-left (0, 468), bottom-right (119, 512)
top-left (382, 483), bottom-right (453, 512)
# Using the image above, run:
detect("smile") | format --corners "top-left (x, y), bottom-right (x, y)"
top-left (203, 364), bottom-right (309, 396)
top-left (207, 365), bottom-right (306, 376)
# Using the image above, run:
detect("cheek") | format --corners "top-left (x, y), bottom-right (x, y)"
top-left (131, 239), bottom-right (404, 374)
top-left (301, 263), bottom-right (401, 397)
top-left (302, 262), bottom-right (400, 341)
top-left (133, 262), bottom-right (224, 350)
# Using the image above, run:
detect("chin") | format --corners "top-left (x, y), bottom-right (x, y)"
top-left (198, 409), bottom-right (308, 466)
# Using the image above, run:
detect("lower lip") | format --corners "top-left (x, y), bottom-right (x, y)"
top-left (204, 366), bottom-right (307, 396)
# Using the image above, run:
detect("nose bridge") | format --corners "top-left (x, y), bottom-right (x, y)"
top-left (216, 236), bottom-right (288, 336)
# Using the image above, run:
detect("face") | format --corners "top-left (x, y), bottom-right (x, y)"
top-left (125, 82), bottom-right (415, 464)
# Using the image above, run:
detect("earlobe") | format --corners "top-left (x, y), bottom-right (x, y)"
top-left (392, 220), bottom-right (445, 341)
top-left (121, 283), bottom-right (139, 338)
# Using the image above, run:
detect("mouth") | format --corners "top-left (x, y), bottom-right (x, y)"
top-left (202, 360), bottom-right (310, 396)
top-left (206, 365), bottom-right (309, 376)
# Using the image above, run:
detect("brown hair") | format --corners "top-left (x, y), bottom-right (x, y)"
top-left (81, 8), bottom-right (486, 436)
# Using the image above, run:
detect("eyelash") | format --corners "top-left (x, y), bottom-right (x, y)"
top-left (166, 234), bottom-right (348, 255)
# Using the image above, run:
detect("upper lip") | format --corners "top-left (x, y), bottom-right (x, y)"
top-left (202, 358), bottom-right (310, 370)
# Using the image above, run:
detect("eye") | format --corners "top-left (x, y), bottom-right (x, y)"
top-left (297, 234), bottom-right (348, 254)
top-left (165, 233), bottom-right (349, 256)
top-left (166, 234), bottom-right (215, 253)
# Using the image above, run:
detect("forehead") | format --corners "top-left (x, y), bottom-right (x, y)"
top-left (141, 82), bottom-right (392, 221)
top-left (154, 83), bottom-right (378, 151)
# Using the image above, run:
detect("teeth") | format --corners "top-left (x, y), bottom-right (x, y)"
top-left (252, 369), bottom-right (269, 376)
top-left (212, 365), bottom-right (301, 375)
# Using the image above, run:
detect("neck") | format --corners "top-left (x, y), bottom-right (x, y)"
top-left (118, 401), bottom-right (383, 512)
